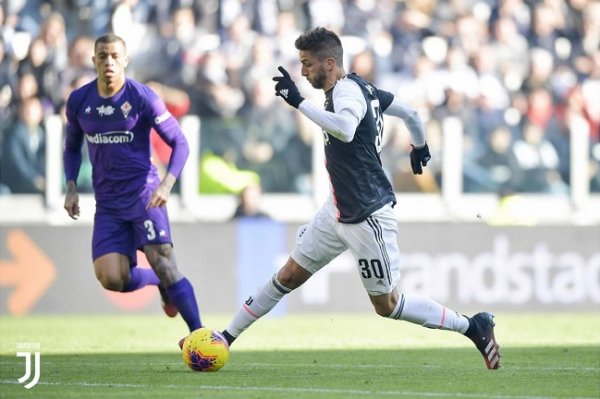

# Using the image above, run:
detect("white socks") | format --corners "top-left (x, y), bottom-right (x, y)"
top-left (388, 294), bottom-right (469, 333)
top-left (226, 278), bottom-right (470, 339)
top-left (225, 274), bottom-right (291, 338)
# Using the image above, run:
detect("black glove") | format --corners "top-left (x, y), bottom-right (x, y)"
top-left (273, 66), bottom-right (304, 108)
top-left (410, 143), bottom-right (431, 175)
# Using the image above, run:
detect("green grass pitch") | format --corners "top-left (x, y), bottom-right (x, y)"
top-left (0, 312), bottom-right (599, 398)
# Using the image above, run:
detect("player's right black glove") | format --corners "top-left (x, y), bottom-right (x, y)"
top-left (272, 66), bottom-right (304, 108)
top-left (410, 143), bottom-right (431, 175)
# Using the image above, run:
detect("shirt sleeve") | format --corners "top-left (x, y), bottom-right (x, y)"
top-left (383, 97), bottom-right (426, 147)
top-left (147, 93), bottom-right (189, 179)
top-left (63, 93), bottom-right (84, 182)
top-left (297, 79), bottom-right (364, 143)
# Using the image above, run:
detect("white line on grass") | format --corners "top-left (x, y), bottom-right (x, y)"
top-left (242, 362), bottom-right (600, 372)
top-left (0, 380), bottom-right (597, 399)
top-left (7, 360), bottom-right (598, 372)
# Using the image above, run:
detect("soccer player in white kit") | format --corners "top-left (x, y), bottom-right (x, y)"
top-left (221, 27), bottom-right (501, 369)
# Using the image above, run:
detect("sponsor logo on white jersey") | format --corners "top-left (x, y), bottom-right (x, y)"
top-left (96, 105), bottom-right (115, 116)
top-left (86, 131), bottom-right (134, 144)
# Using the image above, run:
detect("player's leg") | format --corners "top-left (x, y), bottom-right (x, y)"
top-left (138, 207), bottom-right (201, 332)
top-left (143, 243), bottom-right (201, 331)
top-left (92, 207), bottom-right (159, 292)
top-left (347, 203), bottom-right (500, 369)
top-left (93, 253), bottom-right (131, 291)
top-left (371, 291), bottom-right (470, 332)
top-left (343, 204), bottom-right (470, 330)
top-left (222, 211), bottom-right (347, 346)
top-left (221, 257), bottom-right (311, 345)
top-left (382, 291), bottom-right (500, 369)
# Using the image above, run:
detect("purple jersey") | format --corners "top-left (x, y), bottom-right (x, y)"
top-left (63, 78), bottom-right (189, 206)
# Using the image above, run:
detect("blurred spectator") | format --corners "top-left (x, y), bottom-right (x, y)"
top-left (0, 97), bottom-right (46, 194)
top-left (490, 16), bottom-right (529, 92)
top-left (470, 126), bottom-right (522, 193)
top-left (521, 47), bottom-right (554, 93)
top-left (17, 36), bottom-right (61, 111)
top-left (274, 10), bottom-right (302, 65)
top-left (231, 183), bottom-right (270, 219)
top-left (220, 14), bottom-right (256, 88)
top-left (156, 6), bottom-right (216, 88)
top-left (38, 12), bottom-right (68, 72)
top-left (236, 76), bottom-right (302, 192)
top-left (0, 37), bottom-right (17, 128)
top-left (4, 72), bottom-right (41, 125)
top-left (512, 122), bottom-right (568, 193)
top-left (59, 36), bottom-right (95, 99)
top-left (190, 49), bottom-right (245, 169)
top-left (350, 49), bottom-right (377, 83)
top-left (529, 3), bottom-right (564, 62)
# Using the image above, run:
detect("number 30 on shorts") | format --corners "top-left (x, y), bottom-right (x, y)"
top-left (359, 259), bottom-right (385, 279)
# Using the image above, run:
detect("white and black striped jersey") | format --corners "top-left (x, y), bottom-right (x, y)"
top-left (322, 73), bottom-right (396, 224)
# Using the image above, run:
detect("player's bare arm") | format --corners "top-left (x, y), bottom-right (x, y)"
top-left (64, 180), bottom-right (80, 219)
top-left (147, 173), bottom-right (176, 209)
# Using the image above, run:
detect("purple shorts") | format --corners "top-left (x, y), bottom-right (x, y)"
top-left (92, 185), bottom-right (172, 266)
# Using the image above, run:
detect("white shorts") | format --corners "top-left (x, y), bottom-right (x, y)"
top-left (291, 203), bottom-right (400, 295)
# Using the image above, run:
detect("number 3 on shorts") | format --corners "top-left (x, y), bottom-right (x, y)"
top-left (144, 219), bottom-right (156, 240)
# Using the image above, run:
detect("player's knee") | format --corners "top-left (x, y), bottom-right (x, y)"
top-left (275, 268), bottom-right (297, 290)
top-left (96, 271), bottom-right (125, 291)
top-left (276, 259), bottom-right (311, 290)
top-left (370, 294), bottom-right (397, 317)
top-left (373, 303), bottom-right (395, 317)
top-left (144, 243), bottom-right (172, 265)
top-left (93, 253), bottom-right (129, 291)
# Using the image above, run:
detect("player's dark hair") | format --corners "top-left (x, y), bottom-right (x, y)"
top-left (94, 33), bottom-right (127, 53)
top-left (295, 27), bottom-right (343, 65)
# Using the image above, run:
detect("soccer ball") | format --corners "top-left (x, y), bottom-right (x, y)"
top-left (182, 328), bottom-right (229, 372)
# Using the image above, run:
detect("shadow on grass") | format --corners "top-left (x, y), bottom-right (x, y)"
top-left (0, 346), bottom-right (598, 399)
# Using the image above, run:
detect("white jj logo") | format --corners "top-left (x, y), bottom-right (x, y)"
top-left (16, 347), bottom-right (41, 389)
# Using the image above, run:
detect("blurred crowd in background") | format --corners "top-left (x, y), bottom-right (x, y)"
top-left (0, 0), bottom-right (599, 197)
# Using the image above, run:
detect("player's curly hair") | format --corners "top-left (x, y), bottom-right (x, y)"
top-left (295, 27), bottom-right (343, 65)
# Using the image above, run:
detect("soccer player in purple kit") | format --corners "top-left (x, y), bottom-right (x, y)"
top-left (63, 33), bottom-right (202, 338)
top-left (221, 27), bottom-right (501, 370)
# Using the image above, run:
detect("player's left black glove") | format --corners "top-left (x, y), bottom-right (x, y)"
top-left (410, 143), bottom-right (431, 175)
top-left (273, 66), bottom-right (304, 109)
